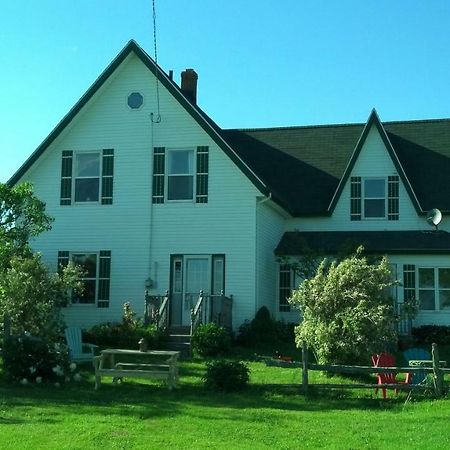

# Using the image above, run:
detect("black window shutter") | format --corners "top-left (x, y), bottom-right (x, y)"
top-left (57, 251), bottom-right (70, 274)
top-left (97, 251), bottom-right (111, 308)
top-left (350, 176), bottom-right (361, 221)
top-left (388, 175), bottom-right (399, 220)
top-left (196, 146), bottom-right (209, 203)
top-left (403, 264), bottom-right (416, 303)
top-left (60, 151), bottom-right (73, 205)
top-left (101, 149), bottom-right (114, 205)
top-left (152, 147), bottom-right (165, 204)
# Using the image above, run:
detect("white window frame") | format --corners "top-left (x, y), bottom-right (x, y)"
top-left (166, 148), bottom-right (196, 202)
top-left (278, 264), bottom-right (294, 312)
top-left (73, 151), bottom-right (102, 204)
top-left (71, 252), bottom-right (99, 306)
top-left (362, 177), bottom-right (387, 220)
top-left (416, 267), bottom-right (450, 312)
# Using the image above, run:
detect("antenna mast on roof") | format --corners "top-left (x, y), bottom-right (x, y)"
top-left (151, 0), bottom-right (161, 123)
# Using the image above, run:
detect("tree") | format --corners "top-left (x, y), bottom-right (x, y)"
top-left (0, 254), bottom-right (83, 339)
top-left (289, 247), bottom-right (397, 365)
top-left (0, 182), bottom-right (53, 269)
top-left (0, 183), bottom-right (82, 339)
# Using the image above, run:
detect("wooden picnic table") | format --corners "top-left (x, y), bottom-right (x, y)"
top-left (93, 349), bottom-right (180, 390)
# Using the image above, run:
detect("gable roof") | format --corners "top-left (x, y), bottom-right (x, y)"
top-left (9, 41), bottom-right (450, 218)
top-left (222, 115), bottom-right (450, 216)
top-left (8, 40), bottom-right (268, 199)
top-left (327, 109), bottom-right (421, 214)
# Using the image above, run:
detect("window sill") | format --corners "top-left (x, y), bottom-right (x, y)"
top-left (65, 303), bottom-right (97, 308)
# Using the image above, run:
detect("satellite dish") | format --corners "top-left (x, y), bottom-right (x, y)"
top-left (426, 208), bottom-right (442, 230)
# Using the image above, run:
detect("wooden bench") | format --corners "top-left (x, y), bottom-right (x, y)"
top-left (93, 349), bottom-right (180, 390)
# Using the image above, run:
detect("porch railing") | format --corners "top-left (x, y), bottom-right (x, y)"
top-left (395, 301), bottom-right (413, 336)
top-left (144, 290), bottom-right (170, 331)
top-left (190, 290), bottom-right (233, 335)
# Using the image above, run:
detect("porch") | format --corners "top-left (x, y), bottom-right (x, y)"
top-left (144, 290), bottom-right (233, 337)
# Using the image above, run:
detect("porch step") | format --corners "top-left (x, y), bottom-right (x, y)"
top-left (168, 334), bottom-right (191, 343)
top-left (165, 326), bottom-right (192, 358)
top-left (168, 326), bottom-right (191, 335)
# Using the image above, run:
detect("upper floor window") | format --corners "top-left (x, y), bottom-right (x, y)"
top-left (75, 153), bottom-right (100, 202)
top-left (60, 149), bottom-right (114, 205)
top-left (168, 150), bottom-right (194, 200)
top-left (127, 92), bottom-right (143, 109)
top-left (350, 175), bottom-right (399, 221)
top-left (152, 146), bottom-right (209, 204)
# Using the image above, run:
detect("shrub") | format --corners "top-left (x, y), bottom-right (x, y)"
top-left (84, 322), bottom-right (161, 349)
top-left (204, 360), bottom-right (249, 392)
top-left (412, 326), bottom-right (450, 345)
top-left (289, 247), bottom-right (397, 365)
top-left (191, 323), bottom-right (231, 357)
top-left (236, 306), bottom-right (295, 347)
top-left (2, 334), bottom-right (80, 385)
top-left (83, 302), bottom-right (163, 349)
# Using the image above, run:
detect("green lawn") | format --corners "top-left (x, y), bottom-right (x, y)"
top-left (1, 349), bottom-right (450, 449)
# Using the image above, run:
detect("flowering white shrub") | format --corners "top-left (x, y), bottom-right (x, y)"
top-left (3, 334), bottom-right (80, 386)
top-left (290, 247), bottom-right (397, 365)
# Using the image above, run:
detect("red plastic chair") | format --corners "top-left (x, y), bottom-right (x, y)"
top-left (371, 352), bottom-right (408, 399)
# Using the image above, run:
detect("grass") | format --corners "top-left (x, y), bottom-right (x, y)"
top-left (1, 346), bottom-right (450, 449)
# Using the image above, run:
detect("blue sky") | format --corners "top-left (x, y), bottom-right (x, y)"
top-left (2, 0), bottom-right (450, 182)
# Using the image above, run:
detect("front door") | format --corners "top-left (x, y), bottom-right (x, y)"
top-left (183, 256), bottom-right (210, 326)
top-left (170, 254), bottom-right (225, 326)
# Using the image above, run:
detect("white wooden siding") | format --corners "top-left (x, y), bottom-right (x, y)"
top-left (22, 53), bottom-right (260, 329)
top-left (255, 200), bottom-right (285, 318)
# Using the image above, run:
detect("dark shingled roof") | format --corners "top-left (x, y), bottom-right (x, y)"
top-left (221, 118), bottom-right (450, 216)
top-left (275, 230), bottom-right (450, 255)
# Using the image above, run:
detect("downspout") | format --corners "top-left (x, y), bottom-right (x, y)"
top-left (255, 192), bottom-right (272, 316)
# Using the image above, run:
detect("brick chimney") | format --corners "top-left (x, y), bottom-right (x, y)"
top-left (181, 69), bottom-right (198, 104)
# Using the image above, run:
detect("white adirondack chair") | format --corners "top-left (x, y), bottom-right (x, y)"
top-left (64, 327), bottom-right (98, 363)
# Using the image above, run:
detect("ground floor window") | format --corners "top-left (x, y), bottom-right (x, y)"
top-left (58, 250), bottom-right (111, 307)
top-left (279, 265), bottom-right (293, 312)
top-left (417, 267), bottom-right (450, 311)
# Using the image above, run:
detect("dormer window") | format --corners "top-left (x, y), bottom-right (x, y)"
top-left (363, 178), bottom-right (386, 218)
top-left (350, 175), bottom-right (399, 221)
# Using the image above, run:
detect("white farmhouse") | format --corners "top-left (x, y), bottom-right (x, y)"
top-left (9, 40), bottom-right (450, 333)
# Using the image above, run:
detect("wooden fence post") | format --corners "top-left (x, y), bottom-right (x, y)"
top-left (432, 343), bottom-right (444, 398)
top-left (302, 341), bottom-right (309, 394)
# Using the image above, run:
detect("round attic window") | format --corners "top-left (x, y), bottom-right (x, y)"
top-left (127, 92), bottom-right (143, 109)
